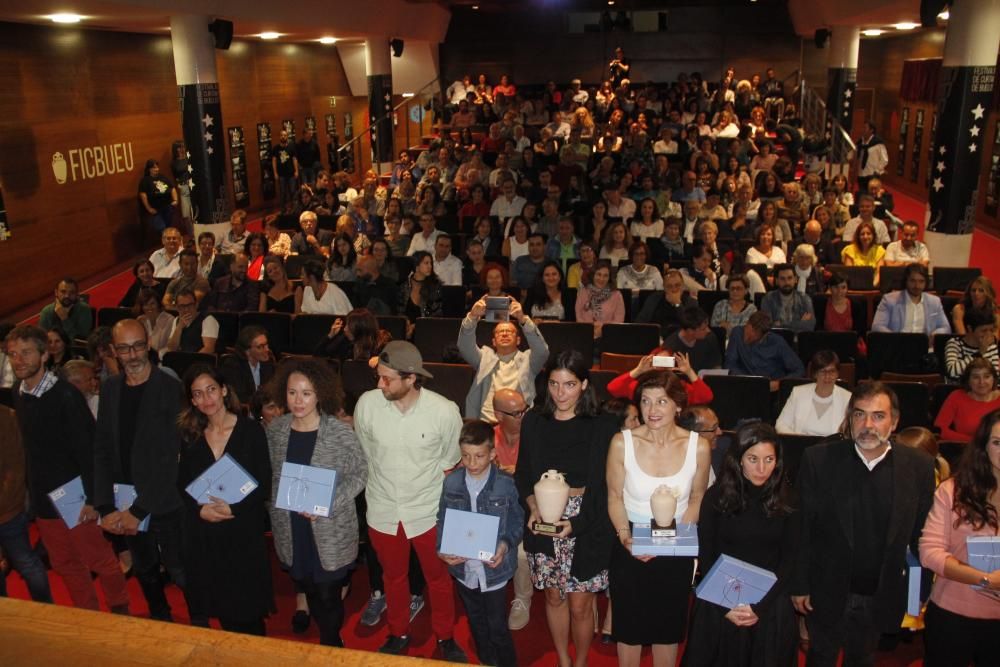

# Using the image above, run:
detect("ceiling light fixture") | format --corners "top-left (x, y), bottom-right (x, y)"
top-left (319, 36), bottom-right (337, 44)
top-left (259, 32), bottom-right (280, 40)
top-left (48, 13), bottom-right (83, 24)
top-left (861, 29), bottom-right (885, 37)
top-left (894, 22), bottom-right (919, 30)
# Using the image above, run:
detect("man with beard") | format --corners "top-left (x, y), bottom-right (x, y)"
top-left (205, 252), bottom-right (260, 313)
top-left (792, 382), bottom-right (934, 666)
top-left (39, 277), bottom-right (92, 342)
top-left (759, 264), bottom-right (816, 333)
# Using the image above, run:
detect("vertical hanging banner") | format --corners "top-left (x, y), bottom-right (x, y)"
top-left (927, 65), bottom-right (996, 234)
top-left (367, 73), bottom-right (394, 165)
top-left (984, 119), bottom-right (1000, 218)
top-left (897, 108), bottom-right (910, 178)
top-left (928, 112), bottom-right (938, 188)
top-left (228, 126), bottom-right (250, 208)
top-left (305, 116), bottom-right (316, 133)
top-left (825, 66), bottom-right (857, 135)
top-left (325, 113), bottom-right (340, 171)
top-left (911, 109), bottom-right (924, 183)
top-left (343, 112), bottom-right (355, 173)
top-left (179, 82), bottom-right (228, 223)
top-left (257, 123), bottom-right (275, 200)
top-left (282, 119), bottom-right (296, 141)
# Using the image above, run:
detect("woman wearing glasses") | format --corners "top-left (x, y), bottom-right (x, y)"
top-left (775, 351), bottom-right (851, 437)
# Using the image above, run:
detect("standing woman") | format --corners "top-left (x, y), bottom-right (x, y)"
top-left (266, 359), bottom-right (368, 647)
top-left (682, 421), bottom-right (798, 667)
top-left (919, 409), bottom-right (1000, 665)
top-left (515, 350), bottom-right (620, 667)
top-left (177, 364), bottom-right (273, 635)
top-left (138, 159), bottom-right (178, 234)
top-left (606, 370), bottom-right (712, 667)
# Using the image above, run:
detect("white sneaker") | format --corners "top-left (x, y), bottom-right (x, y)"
top-left (508, 598), bottom-right (530, 630)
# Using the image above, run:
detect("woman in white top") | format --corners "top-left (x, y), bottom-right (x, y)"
top-left (607, 371), bottom-right (711, 666)
top-left (502, 216), bottom-right (531, 264)
top-left (775, 350), bottom-right (851, 437)
top-left (135, 287), bottom-right (174, 352)
top-left (628, 198), bottom-right (664, 243)
top-left (616, 241), bottom-right (664, 291)
top-left (599, 221), bottom-right (631, 267)
top-left (298, 260), bottom-right (353, 315)
top-left (745, 223), bottom-right (786, 269)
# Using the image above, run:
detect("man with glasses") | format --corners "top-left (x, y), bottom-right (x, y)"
top-left (94, 319), bottom-right (199, 623)
top-left (163, 288), bottom-right (218, 354)
top-left (219, 326), bottom-right (274, 404)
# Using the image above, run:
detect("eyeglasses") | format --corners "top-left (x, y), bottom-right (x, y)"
top-left (497, 408), bottom-right (527, 419)
top-left (113, 341), bottom-right (148, 355)
top-left (175, 300), bottom-right (197, 309)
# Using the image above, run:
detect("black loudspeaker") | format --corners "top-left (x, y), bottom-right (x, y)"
top-left (390, 38), bottom-right (404, 57)
top-left (920, 0), bottom-right (949, 27)
top-left (209, 19), bottom-right (234, 50)
top-left (814, 29), bottom-right (830, 49)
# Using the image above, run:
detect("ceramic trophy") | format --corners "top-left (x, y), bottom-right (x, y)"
top-left (534, 469), bottom-right (570, 535)
top-left (650, 485), bottom-right (679, 537)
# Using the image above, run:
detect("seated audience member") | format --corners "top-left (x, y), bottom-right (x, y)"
top-left (384, 216), bottom-right (412, 258)
top-left (950, 276), bottom-right (998, 336)
top-left (299, 260), bottom-right (353, 315)
top-left (353, 255), bottom-right (399, 316)
top-left (60, 359), bottom-right (100, 419)
top-left (39, 277), bottom-right (93, 342)
top-left (326, 234), bottom-right (358, 283)
top-left (503, 217), bottom-right (532, 264)
top-left (651, 217), bottom-right (690, 265)
top-left (163, 288), bottom-right (218, 354)
top-left (407, 212), bottom-right (444, 256)
top-left (711, 273), bottom-right (757, 332)
top-left (544, 218), bottom-right (581, 275)
top-left (196, 232), bottom-right (229, 284)
top-left (791, 244), bottom-right (825, 295)
top-left (314, 308), bottom-right (392, 362)
top-left (776, 350), bottom-right (852, 436)
top-left (244, 233), bottom-right (268, 282)
top-left (841, 194), bottom-right (890, 244)
top-left (511, 233), bottom-right (548, 290)
top-left (489, 179), bottom-right (526, 223)
top-left (219, 210), bottom-right (249, 256)
top-left (725, 311), bottom-right (805, 387)
top-left (662, 306), bottom-right (722, 372)
top-left (163, 250), bottom-right (211, 308)
top-left (636, 268), bottom-right (697, 337)
top-left (840, 221), bottom-right (885, 280)
top-left (793, 219), bottom-right (837, 266)
top-left (823, 272), bottom-right (855, 333)
top-left (599, 221), bottom-right (632, 266)
top-left (871, 263), bottom-right (951, 336)
top-left (679, 243), bottom-right (719, 295)
top-left (85, 326), bottom-right (119, 383)
top-left (675, 404), bottom-right (727, 477)
top-left (205, 253), bottom-right (260, 313)
top-left (604, 184), bottom-right (637, 222)
top-left (884, 221), bottom-right (930, 267)
top-left (575, 260), bottom-right (625, 340)
top-left (259, 256), bottom-right (303, 314)
top-left (400, 250), bottom-right (443, 323)
top-left (133, 287), bottom-right (173, 352)
top-left (432, 234), bottom-right (463, 287)
top-left (760, 263), bottom-right (816, 333)
top-left (463, 239), bottom-right (489, 290)
top-left (371, 238), bottom-right (400, 284)
top-left (616, 241), bottom-right (663, 291)
top-left (458, 297), bottom-right (548, 421)
top-left (605, 350), bottom-right (714, 407)
top-left (149, 227), bottom-right (184, 279)
top-left (523, 261), bottom-right (573, 321)
top-left (943, 307), bottom-right (999, 382)
top-left (895, 426), bottom-right (950, 484)
top-left (219, 326), bottom-right (275, 405)
top-left (679, 200), bottom-right (703, 244)
top-left (264, 216), bottom-right (292, 259)
top-left (745, 223), bottom-right (786, 269)
top-left (933, 358), bottom-right (1000, 443)
top-left (629, 197), bottom-right (664, 243)
top-left (44, 326), bottom-right (75, 372)
top-left (290, 211), bottom-right (332, 258)
top-left (567, 241), bottom-right (598, 290)
top-left (119, 260), bottom-right (166, 308)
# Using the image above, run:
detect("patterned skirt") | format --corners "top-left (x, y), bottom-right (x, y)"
top-left (526, 494), bottom-right (609, 597)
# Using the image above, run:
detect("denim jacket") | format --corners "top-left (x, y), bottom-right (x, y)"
top-left (437, 465), bottom-right (524, 588)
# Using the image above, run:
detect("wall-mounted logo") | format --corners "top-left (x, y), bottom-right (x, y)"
top-left (51, 143), bottom-right (135, 184)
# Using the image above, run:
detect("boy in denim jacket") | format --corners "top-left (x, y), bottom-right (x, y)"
top-left (437, 420), bottom-right (524, 667)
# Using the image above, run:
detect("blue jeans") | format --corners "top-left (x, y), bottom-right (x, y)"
top-left (150, 207), bottom-right (172, 233)
top-left (0, 512), bottom-right (53, 603)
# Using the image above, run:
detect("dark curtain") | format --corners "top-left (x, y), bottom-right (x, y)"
top-left (900, 58), bottom-right (942, 103)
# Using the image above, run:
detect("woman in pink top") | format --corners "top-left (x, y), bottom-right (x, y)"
top-left (919, 408), bottom-right (1000, 664)
top-left (934, 359), bottom-right (1000, 443)
top-left (575, 260), bottom-right (625, 341)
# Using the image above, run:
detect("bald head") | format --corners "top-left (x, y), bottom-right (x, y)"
top-left (112, 318), bottom-right (146, 344)
top-left (804, 219), bottom-right (822, 242)
top-left (493, 388), bottom-right (526, 415)
top-left (355, 255), bottom-right (378, 280)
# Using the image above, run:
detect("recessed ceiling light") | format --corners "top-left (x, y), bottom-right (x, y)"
top-left (48, 13), bottom-right (83, 24)
top-left (894, 22), bottom-right (919, 30)
top-left (259, 32), bottom-right (280, 40)
top-left (472, 5), bottom-right (479, 9)
top-left (861, 29), bottom-right (885, 37)
top-left (319, 37), bottom-right (337, 44)
top-left (402, 93), bottom-right (415, 98)
top-left (938, 10), bottom-right (949, 20)
top-left (608, 1), bottom-right (616, 5)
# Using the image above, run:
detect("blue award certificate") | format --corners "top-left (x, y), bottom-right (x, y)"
top-left (695, 553), bottom-right (777, 609)
top-left (113, 483), bottom-right (150, 532)
top-left (184, 453), bottom-right (258, 505)
top-left (275, 462), bottom-right (337, 518)
top-left (48, 476), bottom-right (87, 530)
top-left (905, 550), bottom-right (923, 615)
top-left (440, 508), bottom-right (500, 561)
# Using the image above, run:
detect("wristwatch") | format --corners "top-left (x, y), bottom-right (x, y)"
top-left (980, 575), bottom-right (991, 589)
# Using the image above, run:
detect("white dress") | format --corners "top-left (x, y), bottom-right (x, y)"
top-left (775, 383), bottom-right (852, 437)
top-left (301, 283), bottom-right (353, 315)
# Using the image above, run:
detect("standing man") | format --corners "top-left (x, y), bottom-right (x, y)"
top-left (6, 326), bottom-right (127, 612)
top-left (271, 129), bottom-right (299, 211)
top-left (38, 277), bottom-right (92, 342)
top-left (856, 122), bottom-right (888, 194)
top-left (94, 319), bottom-right (197, 623)
top-left (792, 382), bottom-right (935, 666)
top-left (297, 128), bottom-right (321, 186)
top-left (353, 342), bottom-right (467, 661)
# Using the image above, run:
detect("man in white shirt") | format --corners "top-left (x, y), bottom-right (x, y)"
top-left (544, 111), bottom-right (571, 140)
top-left (406, 213), bottom-right (444, 256)
top-left (446, 75), bottom-right (473, 106)
top-left (871, 264), bottom-right (951, 336)
top-left (681, 200), bottom-right (702, 244)
top-left (883, 221), bottom-right (930, 267)
top-left (218, 210), bottom-right (249, 256)
top-left (432, 235), bottom-right (463, 286)
top-left (488, 153), bottom-right (518, 189)
top-left (489, 179), bottom-right (526, 222)
top-left (856, 122), bottom-right (889, 192)
top-left (149, 227), bottom-right (183, 279)
top-left (568, 79), bottom-right (589, 105)
top-left (841, 195), bottom-right (890, 244)
top-left (604, 185), bottom-right (636, 221)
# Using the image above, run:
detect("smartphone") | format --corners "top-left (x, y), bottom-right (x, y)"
top-left (485, 296), bottom-right (512, 322)
top-left (652, 355), bottom-right (676, 368)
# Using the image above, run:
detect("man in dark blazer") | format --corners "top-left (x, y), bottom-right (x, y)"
top-left (93, 319), bottom-right (199, 623)
top-left (219, 325), bottom-right (275, 404)
top-left (791, 381), bottom-right (935, 666)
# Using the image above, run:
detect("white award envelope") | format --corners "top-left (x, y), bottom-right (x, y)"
top-left (440, 508), bottom-right (500, 561)
top-left (275, 462), bottom-right (337, 518)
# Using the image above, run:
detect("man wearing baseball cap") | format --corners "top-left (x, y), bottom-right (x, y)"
top-left (353, 341), bottom-right (467, 661)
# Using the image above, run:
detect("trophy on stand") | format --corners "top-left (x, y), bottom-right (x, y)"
top-left (534, 470), bottom-right (570, 535)
top-left (650, 485), bottom-right (679, 538)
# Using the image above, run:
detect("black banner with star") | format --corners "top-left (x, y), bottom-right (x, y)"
top-left (928, 65), bottom-right (995, 235)
top-left (179, 83), bottom-right (228, 224)
top-left (826, 67), bottom-right (857, 131)
top-left (367, 73), bottom-right (395, 165)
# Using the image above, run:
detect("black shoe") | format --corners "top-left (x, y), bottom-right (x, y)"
top-left (379, 634), bottom-right (410, 655)
top-left (291, 610), bottom-right (310, 634)
top-left (437, 638), bottom-right (468, 663)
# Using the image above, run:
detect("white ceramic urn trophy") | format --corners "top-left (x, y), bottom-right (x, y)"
top-left (650, 485), bottom-right (679, 537)
top-left (534, 470), bottom-right (570, 534)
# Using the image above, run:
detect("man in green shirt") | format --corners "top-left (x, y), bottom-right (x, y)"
top-left (38, 277), bottom-right (92, 342)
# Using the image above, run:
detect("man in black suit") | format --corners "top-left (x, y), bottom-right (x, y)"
top-left (219, 325), bottom-right (275, 404)
top-left (791, 381), bottom-right (935, 666)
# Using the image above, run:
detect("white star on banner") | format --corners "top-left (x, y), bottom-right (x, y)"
top-left (187, 164), bottom-right (193, 173)
top-left (186, 150), bottom-right (191, 159)
top-left (932, 177), bottom-right (943, 192)
top-left (204, 131), bottom-right (213, 142)
top-left (939, 145), bottom-right (947, 155)
top-left (844, 88), bottom-right (852, 98)
top-left (969, 143), bottom-right (977, 153)
top-left (843, 101), bottom-right (849, 108)
top-left (207, 146), bottom-right (214, 155)
top-left (972, 104), bottom-right (985, 120)
top-left (970, 125), bottom-right (980, 138)
top-left (936, 161), bottom-right (945, 172)
top-left (202, 114), bottom-right (214, 128)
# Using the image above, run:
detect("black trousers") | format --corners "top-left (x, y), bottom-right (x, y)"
top-left (924, 601), bottom-right (1000, 667)
top-left (456, 580), bottom-right (517, 667)
top-left (298, 576), bottom-right (349, 647)
top-left (805, 593), bottom-right (879, 667)
top-left (126, 510), bottom-right (203, 623)
top-left (219, 616), bottom-right (267, 637)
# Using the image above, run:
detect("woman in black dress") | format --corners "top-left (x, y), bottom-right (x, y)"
top-left (514, 350), bottom-right (619, 667)
top-left (176, 364), bottom-right (273, 635)
top-left (682, 421), bottom-right (798, 667)
top-left (259, 255), bottom-right (303, 313)
top-left (399, 250), bottom-right (443, 329)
